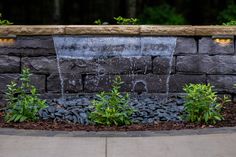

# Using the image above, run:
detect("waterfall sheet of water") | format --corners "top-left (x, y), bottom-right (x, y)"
top-left (53, 37), bottom-right (65, 97)
top-left (52, 36), bottom-right (177, 98)
top-left (165, 38), bottom-right (177, 102)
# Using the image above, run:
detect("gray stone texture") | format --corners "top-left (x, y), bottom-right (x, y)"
top-left (0, 48), bottom-right (56, 57)
top-left (0, 74), bottom-right (19, 94)
top-left (0, 55), bottom-right (20, 73)
top-left (4, 36), bottom-right (54, 49)
top-left (177, 55), bottom-right (236, 74)
top-left (84, 74), bottom-right (206, 93)
top-left (153, 57), bottom-right (175, 74)
top-left (0, 36), bottom-right (55, 56)
top-left (30, 75), bottom-right (46, 93)
top-left (22, 57), bottom-right (57, 74)
top-left (84, 74), bottom-right (166, 93)
top-left (199, 37), bottom-right (234, 54)
top-left (207, 75), bottom-right (236, 93)
top-left (169, 74), bottom-right (206, 92)
top-left (0, 74), bottom-right (45, 94)
top-left (59, 57), bottom-right (152, 75)
top-left (47, 73), bottom-right (82, 93)
top-left (175, 37), bottom-right (197, 54)
top-left (0, 35), bottom-right (235, 98)
top-left (0, 94), bottom-right (6, 107)
top-left (233, 95), bottom-right (236, 103)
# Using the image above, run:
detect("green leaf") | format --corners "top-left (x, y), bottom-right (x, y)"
top-left (4, 67), bottom-right (47, 123)
top-left (19, 116), bottom-right (27, 122)
top-left (14, 114), bottom-right (23, 122)
top-left (182, 83), bottom-right (223, 124)
top-left (89, 76), bottom-right (134, 126)
top-left (214, 116), bottom-right (222, 121)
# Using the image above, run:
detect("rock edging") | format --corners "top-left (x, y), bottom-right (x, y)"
top-left (1, 25), bottom-right (236, 36)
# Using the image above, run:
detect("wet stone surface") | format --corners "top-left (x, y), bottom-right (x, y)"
top-left (39, 94), bottom-right (184, 125)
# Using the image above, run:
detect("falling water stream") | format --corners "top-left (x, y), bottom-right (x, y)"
top-left (53, 36), bottom-right (177, 101)
top-left (165, 42), bottom-right (176, 102)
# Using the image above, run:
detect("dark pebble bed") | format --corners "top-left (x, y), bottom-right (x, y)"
top-left (39, 94), bottom-right (185, 125)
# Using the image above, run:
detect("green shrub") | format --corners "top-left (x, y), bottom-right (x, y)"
top-left (89, 76), bottom-right (135, 126)
top-left (5, 68), bottom-right (47, 123)
top-left (114, 16), bottom-right (139, 25)
top-left (0, 13), bottom-right (13, 25)
top-left (218, 4), bottom-right (236, 24)
top-left (223, 20), bottom-right (236, 26)
top-left (140, 4), bottom-right (186, 25)
top-left (183, 84), bottom-right (223, 124)
top-left (94, 19), bottom-right (102, 25)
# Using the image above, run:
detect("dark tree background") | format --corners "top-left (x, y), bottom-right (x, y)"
top-left (0, 0), bottom-right (235, 25)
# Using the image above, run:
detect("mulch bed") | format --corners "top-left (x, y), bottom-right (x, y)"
top-left (0, 103), bottom-right (236, 132)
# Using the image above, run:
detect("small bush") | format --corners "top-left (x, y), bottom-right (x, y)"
top-left (89, 76), bottom-right (135, 126)
top-left (114, 16), bottom-right (139, 25)
top-left (94, 19), bottom-right (102, 25)
top-left (5, 68), bottom-right (47, 123)
top-left (183, 84), bottom-right (223, 124)
top-left (0, 13), bottom-right (13, 25)
top-left (140, 4), bottom-right (186, 25)
top-left (223, 20), bottom-right (236, 26)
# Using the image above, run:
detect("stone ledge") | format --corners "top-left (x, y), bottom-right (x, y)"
top-left (140, 25), bottom-right (195, 36)
top-left (0, 25), bottom-right (65, 35)
top-left (65, 25), bottom-right (140, 35)
top-left (194, 26), bottom-right (236, 35)
top-left (1, 25), bottom-right (236, 36)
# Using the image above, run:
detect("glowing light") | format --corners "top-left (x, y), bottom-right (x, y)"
top-left (212, 35), bottom-right (233, 46)
top-left (0, 35), bottom-right (16, 46)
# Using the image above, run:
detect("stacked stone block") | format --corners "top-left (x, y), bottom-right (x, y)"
top-left (0, 36), bottom-right (235, 107)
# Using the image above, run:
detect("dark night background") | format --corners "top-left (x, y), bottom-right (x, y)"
top-left (0, 0), bottom-right (236, 25)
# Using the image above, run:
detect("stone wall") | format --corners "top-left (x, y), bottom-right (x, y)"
top-left (0, 26), bottom-right (236, 106)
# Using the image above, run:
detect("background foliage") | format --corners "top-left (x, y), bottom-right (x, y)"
top-left (140, 4), bottom-right (186, 25)
top-left (0, 0), bottom-right (235, 25)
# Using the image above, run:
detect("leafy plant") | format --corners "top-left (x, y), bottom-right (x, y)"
top-left (4, 67), bottom-right (47, 123)
top-left (223, 20), bottom-right (236, 26)
top-left (94, 19), bottom-right (102, 25)
top-left (183, 84), bottom-right (223, 124)
top-left (140, 4), bottom-right (186, 25)
top-left (218, 4), bottom-right (236, 24)
top-left (89, 76), bottom-right (135, 126)
top-left (114, 16), bottom-right (139, 25)
top-left (218, 95), bottom-right (231, 105)
top-left (0, 13), bottom-right (13, 25)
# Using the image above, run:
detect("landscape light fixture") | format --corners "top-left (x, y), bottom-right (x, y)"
top-left (212, 35), bottom-right (233, 46)
top-left (0, 35), bottom-right (16, 46)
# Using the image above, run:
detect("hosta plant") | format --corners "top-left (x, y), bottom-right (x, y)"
top-left (183, 83), bottom-right (223, 124)
top-left (89, 76), bottom-right (135, 126)
top-left (5, 68), bottom-right (47, 122)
